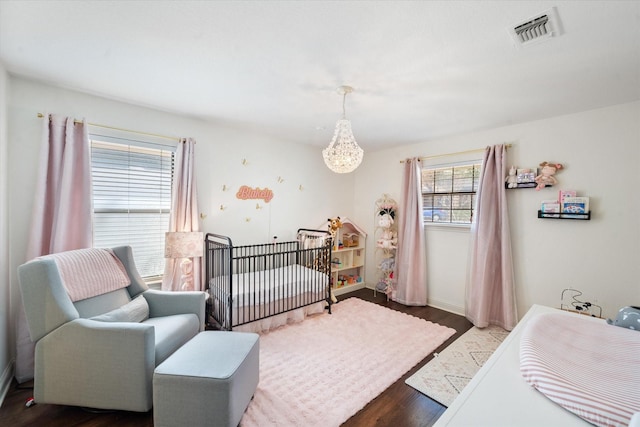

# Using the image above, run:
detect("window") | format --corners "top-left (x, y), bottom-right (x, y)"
top-left (91, 136), bottom-right (175, 280)
top-left (421, 161), bottom-right (482, 224)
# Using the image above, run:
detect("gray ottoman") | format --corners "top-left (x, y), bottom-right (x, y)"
top-left (153, 331), bottom-right (260, 427)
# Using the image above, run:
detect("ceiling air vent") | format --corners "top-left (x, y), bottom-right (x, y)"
top-left (508, 7), bottom-right (562, 48)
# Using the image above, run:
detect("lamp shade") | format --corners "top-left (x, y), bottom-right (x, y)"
top-left (164, 231), bottom-right (204, 259)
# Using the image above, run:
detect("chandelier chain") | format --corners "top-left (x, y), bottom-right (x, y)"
top-left (342, 91), bottom-right (347, 119)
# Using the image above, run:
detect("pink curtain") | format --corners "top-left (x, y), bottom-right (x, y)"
top-left (162, 138), bottom-right (201, 291)
top-left (466, 144), bottom-right (517, 330)
top-left (394, 157), bottom-right (427, 306)
top-left (16, 114), bottom-right (92, 382)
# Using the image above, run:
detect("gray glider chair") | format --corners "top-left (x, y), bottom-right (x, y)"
top-left (18, 246), bottom-right (206, 412)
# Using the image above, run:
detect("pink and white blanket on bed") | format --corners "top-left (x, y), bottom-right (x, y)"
top-left (520, 312), bottom-right (640, 427)
top-left (38, 248), bottom-right (130, 302)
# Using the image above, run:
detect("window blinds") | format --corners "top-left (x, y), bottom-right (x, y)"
top-left (91, 138), bottom-right (174, 279)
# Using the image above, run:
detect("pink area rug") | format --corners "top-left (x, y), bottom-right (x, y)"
top-left (240, 297), bottom-right (456, 427)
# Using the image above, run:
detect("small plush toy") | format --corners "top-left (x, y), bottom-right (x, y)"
top-left (377, 229), bottom-right (397, 249)
top-left (379, 257), bottom-right (395, 271)
top-left (378, 213), bottom-right (394, 229)
top-left (534, 161), bottom-right (563, 191)
top-left (606, 306), bottom-right (640, 331)
top-left (505, 166), bottom-right (518, 188)
top-left (327, 216), bottom-right (342, 248)
top-left (376, 280), bottom-right (388, 292)
top-left (328, 216), bottom-right (342, 232)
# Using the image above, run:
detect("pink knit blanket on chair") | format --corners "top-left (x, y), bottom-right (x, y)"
top-left (40, 248), bottom-right (130, 302)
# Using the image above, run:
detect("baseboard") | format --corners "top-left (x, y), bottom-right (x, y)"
top-left (426, 299), bottom-right (465, 317)
top-left (333, 282), bottom-right (366, 297)
top-left (0, 358), bottom-right (15, 408)
top-left (362, 286), bottom-right (466, 316)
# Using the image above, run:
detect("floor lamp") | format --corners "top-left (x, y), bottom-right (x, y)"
top-left (164, 231), bottom-right (204, 291)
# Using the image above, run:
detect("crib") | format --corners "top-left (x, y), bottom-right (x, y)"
top-left (205, 229), bottom-right (332, 331)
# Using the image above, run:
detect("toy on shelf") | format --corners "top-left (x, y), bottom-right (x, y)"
top-left (378, 213), bottom-right (394, 228)
top-left (327, 216), bottom-right (342, 249)
top-left (374, 194), bottom-right (398, 299)
top-left (379, 257), bottom-right (395, 271)
top-left (534, 161), bottom-right (563, 191)
top-left (377, 229), bottom-right (397, 249)
top-left (320, 217), bottom-right (367, 295)
top-left (343, 233), bottom-right (359, 247)
top-left (505, 166), bottom-right (518, 188)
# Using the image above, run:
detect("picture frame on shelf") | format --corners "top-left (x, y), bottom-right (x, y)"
top-left (562, 196), bottom-right (589, 214)
top-left (517, 167), bottom-right (537, 184)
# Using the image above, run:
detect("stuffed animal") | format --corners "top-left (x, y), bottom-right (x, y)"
top-left (606, 306), bottom-right (640, 331)
top-left (327, 216), bottom-right (342, 248)
top-left (505, 166), bottom-right (518, 188)
top-left (377, 229), bottom-right (397, 249)
top-left (534, 161), bottom-right (563, 191)
top-left (379, 257), bottom-right (395, 271)
top-left (376, 280), bottom-right (388, 292)
top-left (378, 213), bottom-right (394, 229)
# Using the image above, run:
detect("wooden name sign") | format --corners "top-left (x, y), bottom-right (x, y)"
top-left (236, 185), bottom-right (274, 203)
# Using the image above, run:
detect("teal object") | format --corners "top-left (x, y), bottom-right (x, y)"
top-left (606, 306), bottom-right (640, 331)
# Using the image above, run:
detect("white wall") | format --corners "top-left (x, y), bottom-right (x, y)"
top-left (354, 101), bottom-right (640, 319)
top-left (0, 63), bottom-right (12, 402)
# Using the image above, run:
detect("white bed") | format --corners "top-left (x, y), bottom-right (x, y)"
top-left (434, 304), bottom-right (640, 427)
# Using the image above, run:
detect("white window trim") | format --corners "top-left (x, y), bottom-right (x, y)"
top-left (422, 158), bottom-right (483, 229)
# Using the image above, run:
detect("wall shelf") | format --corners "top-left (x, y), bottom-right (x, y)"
top-left (505, 182), bottom-right (551, 189)
top-left (538, 210), bottom-right (591, 220)
top-left (506, 182), bottom-right (536, 189)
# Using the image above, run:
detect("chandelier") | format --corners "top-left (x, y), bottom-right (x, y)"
top-left (322, 85), bottom-right (364, 173)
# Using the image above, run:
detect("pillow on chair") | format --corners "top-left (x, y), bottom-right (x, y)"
top-left (91, 295), bottom-right (149, 323)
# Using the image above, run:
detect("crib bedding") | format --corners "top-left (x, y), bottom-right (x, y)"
top-left (210, 264), bottom-right (328, 306)
top-left (210, 264), bottom-right (327, 328)
top-left (224, 301), bottom-right (326, 333)
top-left (520, 312), bottom-right (640, 427)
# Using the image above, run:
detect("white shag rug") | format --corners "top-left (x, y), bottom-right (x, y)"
top-left (240, 297), bottom-right (456, 427)
top-left (405, 324), bottom-right (509, 407)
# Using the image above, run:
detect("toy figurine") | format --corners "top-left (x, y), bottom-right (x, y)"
top-left (534, 161), bottom-right (563, 190)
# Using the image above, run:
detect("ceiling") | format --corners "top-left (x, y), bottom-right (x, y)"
top-left (1, 1), bottom-right (639, 151)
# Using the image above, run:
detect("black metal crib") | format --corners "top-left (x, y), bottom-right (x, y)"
top-left (205, 229), bottom-right (332, 330)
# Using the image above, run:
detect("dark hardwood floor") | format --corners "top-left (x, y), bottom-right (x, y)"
top-left (0, 288), bottom-right (472, 427)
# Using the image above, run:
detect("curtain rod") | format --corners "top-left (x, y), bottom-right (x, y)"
top-left (400, 143), bottom-right (513, 163)
top-left (37, 113), bottom-right (181, 142)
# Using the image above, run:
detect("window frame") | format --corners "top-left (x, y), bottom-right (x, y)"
top-left (421, 159), bottom-right (483, 227)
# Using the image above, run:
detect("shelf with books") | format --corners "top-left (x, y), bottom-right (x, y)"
top-left (539, 190), bottom-right (591, 220)
top-left (538, 210), bottom-right (591, 220)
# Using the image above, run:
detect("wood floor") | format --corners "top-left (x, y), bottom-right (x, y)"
top-left (0, 288), bottom-right (473, 427)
